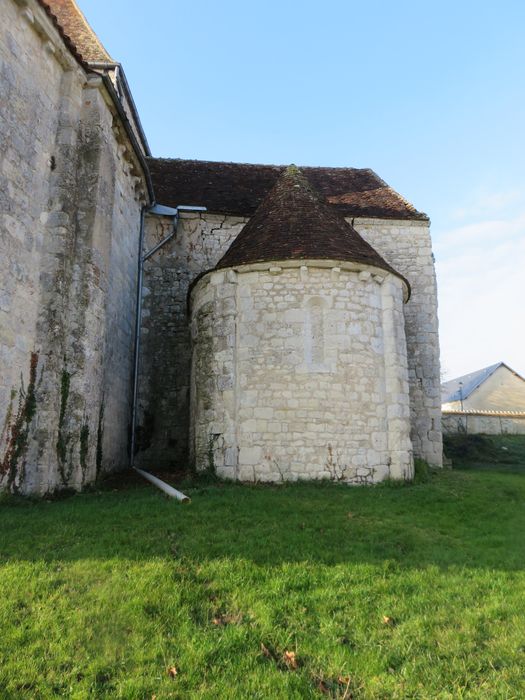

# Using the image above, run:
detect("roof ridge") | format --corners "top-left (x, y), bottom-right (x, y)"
top-left (442, 362), bottom-right (502, 388)
top-left (441, 362), bottom-right (507, 403)
top-left (147, 156), bottom-right (374, 173)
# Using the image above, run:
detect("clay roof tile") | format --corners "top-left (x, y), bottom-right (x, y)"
top-left (215, 165), bottom-right (407, 289)
top-left (40, 0), bottom-right (113, 64)
top-left (147, 158), bottom-right (428, 221)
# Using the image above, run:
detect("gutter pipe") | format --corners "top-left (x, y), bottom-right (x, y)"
top-left (133, 467), bottom-right (190, 503)
top-left (129, 204), bottom-right (206, 501)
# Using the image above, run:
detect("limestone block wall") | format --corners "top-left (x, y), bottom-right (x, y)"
top-left (442, 411), bottom-right (525, 436)
top-left (0, 0), bottom-right (147, 493)
top-left (190, 262), bottom-right (413, 483)
top-left (98, 110), bottom-right (146, 475)
top-left (352, 218), bottom-right (442, 466)
top-left (138, 213), bottom-right (442, 472)
top-left (0, 0), bottom-right (69, 478)
top-left (136, 213), bottom-right (248, 469)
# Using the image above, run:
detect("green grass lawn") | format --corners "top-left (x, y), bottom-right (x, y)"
top-left (1, 437), bottom-right (525, 699)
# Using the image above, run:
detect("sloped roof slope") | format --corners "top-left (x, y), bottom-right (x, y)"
top-left (42, 0), bottom-right (113, 63)
top-left (215, 166), bottom-right (406, 288)
top-left (441, 362), bottom-right (525, 403)
top-left (147, 158), bottom-right (429, 221)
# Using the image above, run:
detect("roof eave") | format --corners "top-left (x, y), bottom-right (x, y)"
top-left (87, 61), bottom-right (151, 157)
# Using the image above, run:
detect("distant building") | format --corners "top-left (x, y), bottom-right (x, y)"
top-left (441, 363), bottom-right (525, 435)
top-left (442, 363), bottom-right (525, 412)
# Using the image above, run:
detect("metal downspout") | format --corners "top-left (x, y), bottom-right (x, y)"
top-left (130, 204), bottom-right (149, 466)
top-left (129, 205), bottom-right (205, 501)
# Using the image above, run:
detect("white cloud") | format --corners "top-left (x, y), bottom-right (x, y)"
top-left (434, 210), bottom-right (525, 381)
top-left (438, 213), bottom-right (525, 249)
top-left (451, 188), bottom-right (525, 221)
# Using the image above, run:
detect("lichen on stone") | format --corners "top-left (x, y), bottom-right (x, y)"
top-left (0, 352), bottom-right (39, 492)
top-left (56, 366), bottom-right (71, 484)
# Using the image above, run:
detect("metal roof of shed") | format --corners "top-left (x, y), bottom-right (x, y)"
top-left (441, 362), bottom-right (525, 403)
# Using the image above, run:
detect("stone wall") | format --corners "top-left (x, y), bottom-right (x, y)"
top-left (190, 262), bottom-right (413, 483)
top-left (0, 0), bottom-right (148, 493)
top-left (442, 411), bottom-right (525, 436)
top-left (135, 213), bottom-right (247, 469)
top-left (353, 218), bottom-right (442, 466)
top-left (137, 214), bottom-right (442, 472)
top-left (1, 0), bottom-right (68, 486)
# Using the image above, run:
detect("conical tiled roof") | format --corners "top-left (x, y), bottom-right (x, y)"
top-left (215, 166), bottom-right (406, 286)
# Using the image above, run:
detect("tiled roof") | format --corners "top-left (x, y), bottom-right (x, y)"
top-left (215, 166), bottom-right (407, 288)
top-left (36, 0), bottom-right (88, 68)
top-left (147, 158), bottom-right (428, 221)
top-left (40, 0), bottom-right (113, 64)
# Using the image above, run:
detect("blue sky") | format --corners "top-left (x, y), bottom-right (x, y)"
top-left (82, 0), bottom-right (525, 379)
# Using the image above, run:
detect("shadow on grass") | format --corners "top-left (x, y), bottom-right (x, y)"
top-left (444, 434), bottom-right (525, 475)
top-left (0, 462), bottom-right (524, 571)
